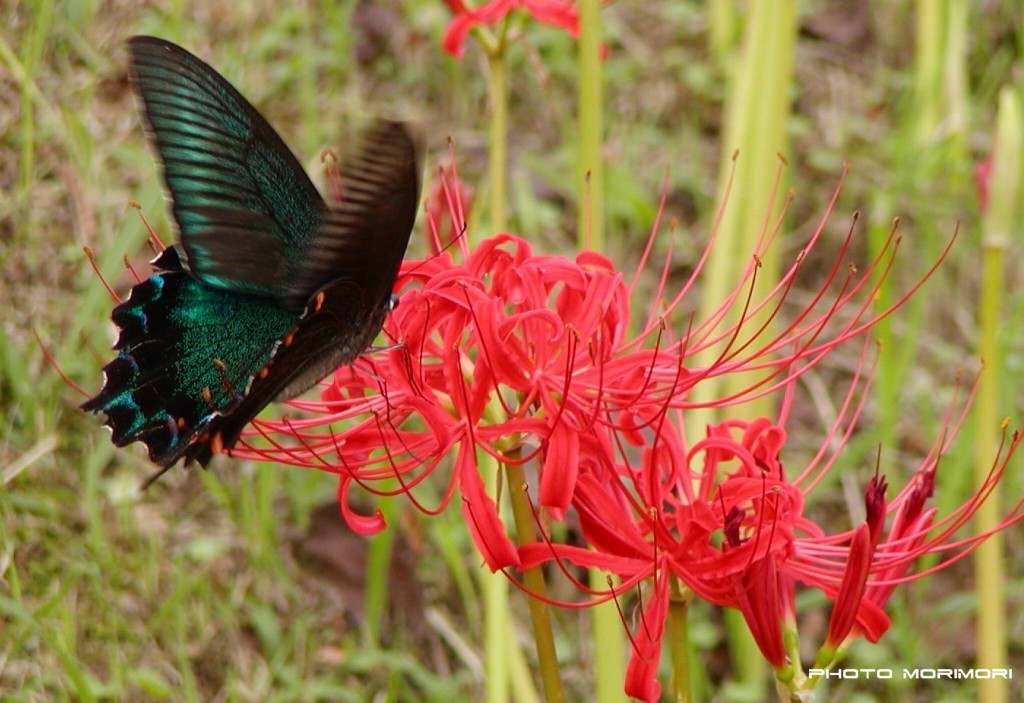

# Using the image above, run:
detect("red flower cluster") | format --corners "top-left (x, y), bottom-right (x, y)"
top-left (235, 162), bottom-right (1023, 701)
top-left (441, 0), bottom-right (581, 57)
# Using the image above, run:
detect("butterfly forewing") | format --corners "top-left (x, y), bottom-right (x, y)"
top-left (128, 36), bottom-right (326, 301)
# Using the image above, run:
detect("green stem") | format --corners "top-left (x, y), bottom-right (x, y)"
top-left (667, 579), bottom-right (692, 703)
top-left (506, 461), bottom-right (565, 702)
top-left (480, 453), bottom-right (511, 703)
top-left (590, 571), bottom-right (625, 703)
top-left (912, 0), bottom-right (943, 144)
top-left (941, 0), bottom-right (968, 143)
top-left (364, 492), bottom-right (396, 648)
top-left (480, 31), bottom-right (514, 702)
top-left (686, 2), bottom-right (797, 695)
top-left (974, 86), bottom-right (1021, 703)
top-left (689, 0), bottom-right (796, 414)
top-left (576, 0), bottom-right (604, 252)
top-left (707, 0), bottom-right (737, 69)
top-left (487, 49), bottom-right (508, 235)
top-left (576, 4), bottom-right (624, 700)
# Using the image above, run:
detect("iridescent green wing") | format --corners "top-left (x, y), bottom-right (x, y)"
top-left (129, 35), bottom-right (325, 301)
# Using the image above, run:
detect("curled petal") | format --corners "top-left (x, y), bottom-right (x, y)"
top-left (337, 476), bottom-right (387, 535)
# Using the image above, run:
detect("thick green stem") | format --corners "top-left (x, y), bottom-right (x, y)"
top-left (686, 2), bottom-right (797, 696)
top-left (480, 452), bottom-right (511, 703)
top-left (576, 0), bottom-right (604, 252)
top-left (692, 0), bottom-right (796, 408)
top-left (364, 492), bottom-right (398, 648)
top-left (576, 4), bottom-right (624, 700)
top-left (487, 51), bottom-right (508, 235)
top-left (480, 34), bottom-right (514, 703)
top-left (506, 462), bottom-right (565, 702)
top-left (911, 0), bottom-right (968, 148)
top-left (912, 0), bottom-right (943, 145)
top-left (589, 569), bottom-right (626, 703)
top-left (667, 580), bottom-right (692, 703)
top-left (974, 87), bottom-right (1021, 703)
top-left (707, 0), bottom-right (737, 69)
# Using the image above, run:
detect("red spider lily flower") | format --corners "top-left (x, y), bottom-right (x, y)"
top-left (517, 367), bottom-right (1023, 701)
top-left (442, 0), bottom-right (581, 58)
top-left (236, 161), bottom-right (950, 565)
top-left (239, 222), bottom-right (639, 563)
top-left (227, 155), bottom-right (1024, 699)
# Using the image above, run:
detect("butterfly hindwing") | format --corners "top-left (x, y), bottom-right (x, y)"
top-left (81, 248), bottom-right (300, 467)
top-left (181, 278), bottom-right (381, 467)
top-left (128, 36), bottom-right (326, 300)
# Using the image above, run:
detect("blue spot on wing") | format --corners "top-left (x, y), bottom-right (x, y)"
top-left (82, 260), bottom-right (299, 467)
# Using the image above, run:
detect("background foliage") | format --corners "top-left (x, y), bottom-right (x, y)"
top-left (1, 1), bottom-right (1023, 701)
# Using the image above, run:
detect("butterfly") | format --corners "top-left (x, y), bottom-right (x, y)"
top-left (81, 36), bottom-right (420, 475)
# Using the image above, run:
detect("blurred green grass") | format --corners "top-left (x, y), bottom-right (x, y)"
top-left (2, 1), bottom-right (1023, 701)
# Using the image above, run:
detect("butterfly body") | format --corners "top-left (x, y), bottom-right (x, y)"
top-left (82, 37), bottom-right (419, 471)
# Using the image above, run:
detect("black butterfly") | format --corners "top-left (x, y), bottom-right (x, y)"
top-left (81, 36), bottom-right (420, 474)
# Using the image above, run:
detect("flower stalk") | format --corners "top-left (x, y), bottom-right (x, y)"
top-left (692, 5), bottom-right (796, 693)
top-left (974, 86), bottom-right (1022, 703)
top-left (506, 457), bottom-right (564, 703)
top-left (574, 4), bottom-right (623, 700)
top-left (667, 579), bottom-right (693, 703)
top-left (486, 45), bottom-right (508, 235)
top-left (576, 0), bottom-right (603, 252)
